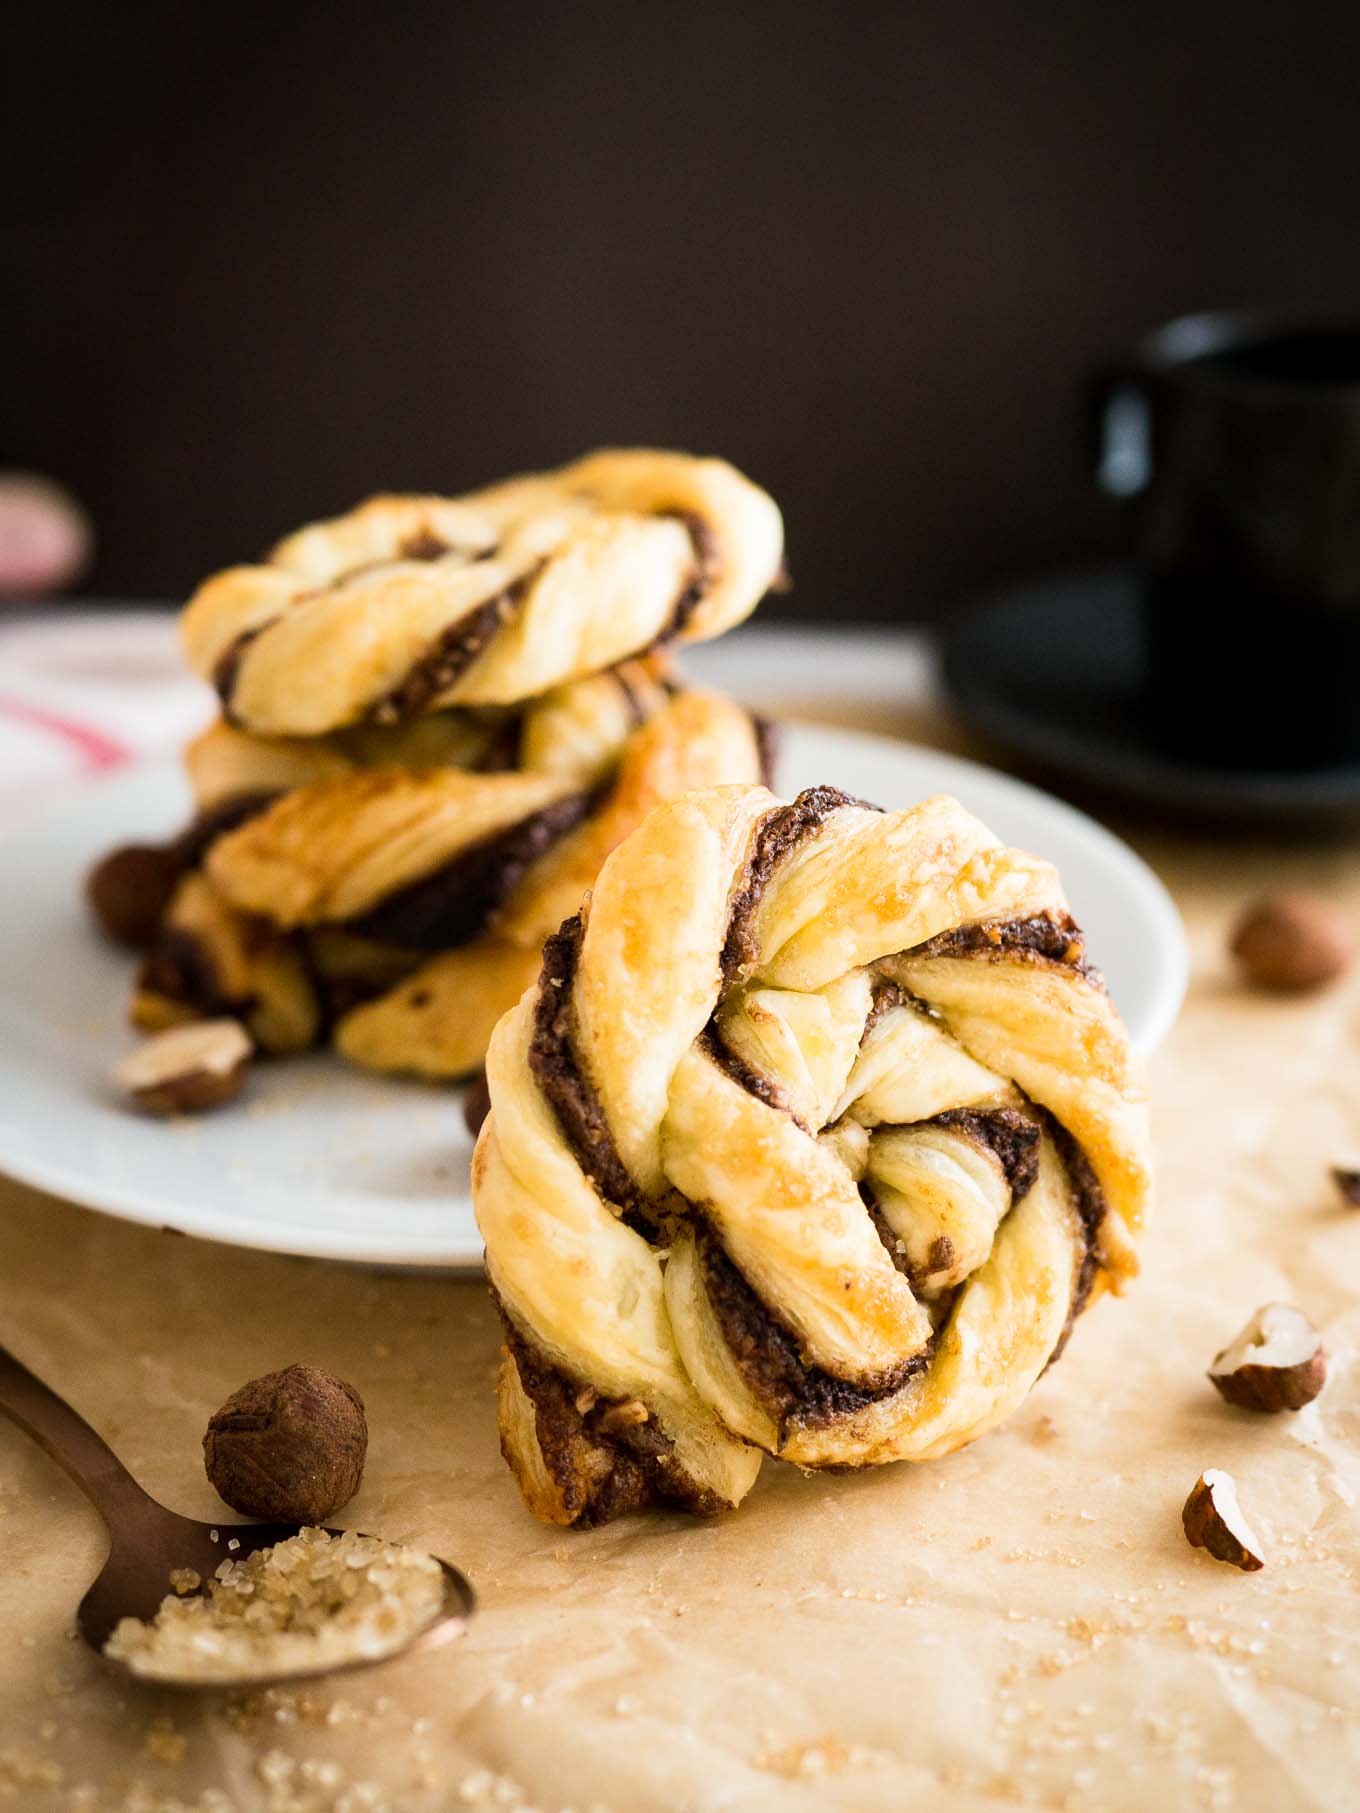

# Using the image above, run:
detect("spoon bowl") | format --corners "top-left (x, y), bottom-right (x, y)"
top-left (1, 1340), bottom-right (474, 1689)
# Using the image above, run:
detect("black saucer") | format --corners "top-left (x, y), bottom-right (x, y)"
top-left (942, 568), bottom-right (1360, 827)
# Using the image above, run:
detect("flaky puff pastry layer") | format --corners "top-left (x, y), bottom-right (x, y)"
top-left (134, 688), bottom-right (765, 1080)
top-left (473, 785), bottom-right (1151, 1526)
top-left (181, 450), bottom-right (783, 737)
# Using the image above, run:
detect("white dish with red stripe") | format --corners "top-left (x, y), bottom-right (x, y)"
top-left (0, 726), bottom-right (1185, 1267)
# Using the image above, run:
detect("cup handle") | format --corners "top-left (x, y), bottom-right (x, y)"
top-left (1087, 364), bottom-right (1152, 497)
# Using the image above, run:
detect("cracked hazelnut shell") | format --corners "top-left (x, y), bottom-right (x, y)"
top-left (204, 1363), bottom-right (368, 1523)
top-left (113, 1019), bottom-right (251, 1116)
top-left (1182, 1470), bottom-right (1265, 1572)
top-left (1208, 1302), bottom-right (1326, 1412)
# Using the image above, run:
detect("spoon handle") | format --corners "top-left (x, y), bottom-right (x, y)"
top-left (0, 1338), bottom-right (159, 1529)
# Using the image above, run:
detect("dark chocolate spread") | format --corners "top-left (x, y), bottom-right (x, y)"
top-left (398, 530), bottom-right (451, 561)
top-left (346, 787), bottom-right (594, 950)
top-left (212, 624), bottom-right (272, 717)
top-left (697, 1229), bottom-right (928, 1435)
top-left (496, 1300), bottom-right (725, 1525)
top-left (929, 1106), bottom-right (1041, 1200)
top-left (1046, 1116), bottom-right (1109, 1361)
top-left (527, 914), bottom-right (644, 1219)
top-left (367, 570), bottom-right (539, 727)
top-left (722, 785), bottom-right (876, 982)
top-left (172, 790), bottom-right (281, 869)
top-left (907, 913), bottom-right (1106, 989)
top-left (752, 714), bottom-right (779, 791)
top-left (696, 1023), bottom-right (798, 1124)
top-left (137, 927), bottom-right (248, 1019)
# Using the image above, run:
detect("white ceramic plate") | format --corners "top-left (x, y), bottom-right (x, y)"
top-left (0, 723), bottom-right (1185, 1267)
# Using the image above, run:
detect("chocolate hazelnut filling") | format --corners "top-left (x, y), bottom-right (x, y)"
top-left (368, 573), bottom-right (538, 727)
top-left (213, 625), bottom-right (271, 717)
top-left (171, 790), bottom-right (282, 869)
top-left (610, 665), bottom-right (651, 731)
top-left (753, 714), bottom-right (779, 791)
top-left (906, 912), bottom-right (1106, 988)
top-left (861, 1182), bottom-right (914, 1279)
top-left (1047, 1117), bottom-right (1108, 1360)
top-left (469, 714), bottom-right (525, 774)
top-left (861, 977), bottom-right (907, 1040)
top-left (697, 1024), bottom-right (800, 1125)
top-left (928, 1106), bottom-right (1041, 1201)
top-left (860, 1108), bottom-right (1041, 1295)
top-left (528, 914), bottom-right (645, 1221)
top-left (397, 529), bottom-right (451, 561)
top-left (697, 1230), bottom-right (928, 1434)
top-left (137, 927), bottom-right (253, 1020)
top-left (657, 511), bottom-right (721, 646)
top-left (346, 787), bottom-right (595, 950)
top-left (496, 1299), bottom-right (724, 1525)
top-left (723, 785), bottom-right (878, 982)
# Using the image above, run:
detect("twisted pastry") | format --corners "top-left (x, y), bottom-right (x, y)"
top-left (180, 450), bottom-right (783, 737)
top-left (125, 678), bottom-right (770, 1079)
top-left (473, 784), bottom-right (1151, 1526)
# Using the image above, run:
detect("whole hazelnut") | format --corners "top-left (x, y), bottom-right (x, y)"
top-left (87, 843), bottom-right (184, 948)
top-left (203, 1363), bottom-right (367, 1523)
top-left (1229, 891), bottom-right (1353, 993)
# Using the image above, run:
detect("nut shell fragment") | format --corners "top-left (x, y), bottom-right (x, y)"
top-left (113, 1019), bottom-right (252, 1116)
top-left (1182, 1469), bottom-right (1265, 1572)
top-left (1208, 1302), bottom-right (1326, 1413)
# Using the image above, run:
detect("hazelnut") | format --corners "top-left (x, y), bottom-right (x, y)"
top-left (1229, 891), bottom-right (1353, 992)
top-left (597, 1398), bottom-right (651, 1435)
top-left (463, 1071), bottom-right (491, 1141)
top-left (87, 843), bottom-right (184, 948)
top-left (1331, 1166), bottom-right (1360, 1208)
top-left (1181, 1469), bottom-right (1265, 1571)
top-left (113, 1019), bottom-right (251, 1116)
top-left (204, 1363), bottom-right (367, 1523)
top-left (1208, 1302), bottom-right (1326, 1412)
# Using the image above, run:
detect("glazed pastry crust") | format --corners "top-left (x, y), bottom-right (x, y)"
top-left (181, 450), bottom-right (783, 737)
top-left (172, 688), bottom-right (764, 1079)
top-left (473, 785), bottom-right (1152, 1523)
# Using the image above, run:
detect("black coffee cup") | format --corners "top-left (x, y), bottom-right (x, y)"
top-left (1092, 310), bottom-right (1360, 770)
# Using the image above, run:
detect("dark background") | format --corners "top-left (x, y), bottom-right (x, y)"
top-left (9, 1), bottom-right (1360, 619)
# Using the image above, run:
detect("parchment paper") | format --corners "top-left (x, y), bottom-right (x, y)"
top-left (3, 700), bottom-right (1359, 1812)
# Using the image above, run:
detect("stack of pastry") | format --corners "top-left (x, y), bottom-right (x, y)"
top-left (89, 450), bottom-right (784, 1084)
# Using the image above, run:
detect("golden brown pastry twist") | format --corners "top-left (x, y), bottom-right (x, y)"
top-left (125, 680), bottom-right (770, 1079)
top-left (473, 785), bottom-right (1151, 1525)
top-left (180, 450), bottom-right (783, 737)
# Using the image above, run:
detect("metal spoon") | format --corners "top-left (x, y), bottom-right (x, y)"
top-left (0, 1338), bottom-right (474, 1689)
